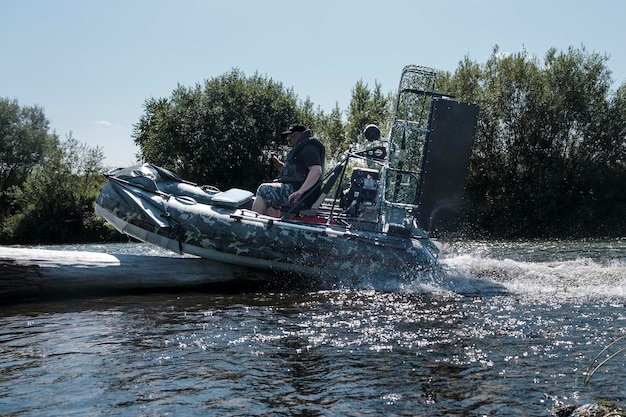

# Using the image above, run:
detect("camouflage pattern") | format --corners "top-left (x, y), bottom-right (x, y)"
top-left (256, 182), bottom-right (294, 209)
top-left (93, 66), bottom-right (479, 281)
top-left (95, 164), bottom-right (439, 280)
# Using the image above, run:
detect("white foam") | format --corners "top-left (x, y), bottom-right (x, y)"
top-left (441, 253), bottom-right (626, 298)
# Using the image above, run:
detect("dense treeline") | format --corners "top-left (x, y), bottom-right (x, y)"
top-left (1, 46), bottom-right (624, 244)
top-left (133, 70), bottom-right (390, 191)
top-left (439, 46), bottom-right (626, 238)
top-left (0, 99), bottom-right (114, 244)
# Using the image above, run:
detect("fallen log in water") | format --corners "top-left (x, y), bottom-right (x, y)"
top-left (0, 246), bottom-right (274, 300)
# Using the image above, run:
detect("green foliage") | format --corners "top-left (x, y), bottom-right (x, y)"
top-left (0, 98), bottom-right (59, 219)
top-left (296, 96), bottom-right (322, 130)
top-left (345, 80), bottom-right (392, 149)
top-left (0, 133), bottom-right (109, 244)
top-left (440, 45), bottom-right (626, 238)
top-left (3, 48), bottom-right (625, 243)
top-left (133, 69), bottom-right (300, 191)
top-left (317, 103), bottom-right (346, 163)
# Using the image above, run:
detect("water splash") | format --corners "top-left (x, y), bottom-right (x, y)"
top-left (32, 241), bottom-right (626, 299)
top-left (441, 252), bottom-right (626, 299)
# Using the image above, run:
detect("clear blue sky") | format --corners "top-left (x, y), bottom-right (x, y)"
top-left (2, 0), bottom-right (624, 168)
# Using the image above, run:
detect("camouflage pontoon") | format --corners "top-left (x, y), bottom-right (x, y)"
top-left (95, 65), bottom-right (479, 281)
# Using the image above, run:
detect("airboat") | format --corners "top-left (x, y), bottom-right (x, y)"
top-left (95, 65), bottom-right (479, 280)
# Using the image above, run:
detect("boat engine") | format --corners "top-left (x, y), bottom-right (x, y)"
top-left (340, 168), bottom-right (380, 217)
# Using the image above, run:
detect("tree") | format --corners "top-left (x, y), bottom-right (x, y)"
top-left (345, 80), bottom-right (372, 148)
top-left (368, 81), bottom-right (392, 137)
top-left (345, 80), bottom-right (392, 150)
top-left (317, 102), bottom-right (346, 163)
top-left (1, 133), bottom-right (107, 244)
top-left (442, 45), bottom-right (626, 238)
top-left (133, 69), bottom-right (300, 191)
top-left (0, 98), bottom-right (58, 219)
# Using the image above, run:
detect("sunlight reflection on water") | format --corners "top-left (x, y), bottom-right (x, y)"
top-left (1, 240), bottom-right (625, 416)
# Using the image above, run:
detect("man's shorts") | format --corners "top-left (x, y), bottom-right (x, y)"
top-left (255, 182), bottom-right (294, 209)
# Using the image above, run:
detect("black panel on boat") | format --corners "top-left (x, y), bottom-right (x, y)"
top-left (414, 99), bottom-right (479, 233)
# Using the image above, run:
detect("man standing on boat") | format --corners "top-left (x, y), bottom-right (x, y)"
top-left (252, 123), bottom-right (325, 217)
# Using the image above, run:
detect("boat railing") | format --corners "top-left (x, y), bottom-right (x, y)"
top-left (232, 210), bottom-right (353, 237)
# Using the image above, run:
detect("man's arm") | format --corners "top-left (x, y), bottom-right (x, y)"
top-left (288, 165), bottom-right (322, 202)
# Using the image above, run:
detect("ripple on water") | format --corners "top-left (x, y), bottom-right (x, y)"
top-left (1, 241), bottom-right (625, 415)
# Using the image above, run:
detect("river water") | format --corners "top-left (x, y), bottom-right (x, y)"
top-left (1, 240), bottom-right (625, 416)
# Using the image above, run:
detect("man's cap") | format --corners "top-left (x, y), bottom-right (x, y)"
top-left (281, 123), bottom-right (307, 136)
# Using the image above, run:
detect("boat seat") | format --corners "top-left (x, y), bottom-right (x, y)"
top-left (211, 188), bottom-right (254, 208)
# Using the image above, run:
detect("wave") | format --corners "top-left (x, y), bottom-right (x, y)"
top-left (33, 241), bottom-right (626, 299)
top-left (440, 253), bottom-right (626, 298)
